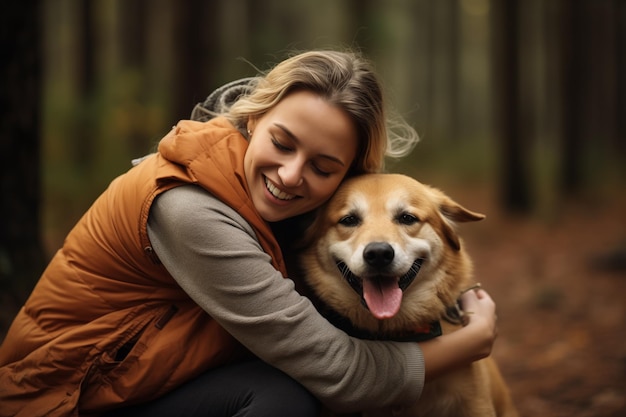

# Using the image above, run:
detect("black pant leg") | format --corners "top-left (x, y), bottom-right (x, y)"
top-left (101, 359), bottom-right (320, 417)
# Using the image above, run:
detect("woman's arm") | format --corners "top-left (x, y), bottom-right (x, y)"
top-left (420, 289), bottom-right (497, 381)
top-left (147, 185), bottom-right (496, 411)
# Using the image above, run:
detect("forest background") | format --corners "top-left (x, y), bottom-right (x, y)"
top-left (1, 1), bottom-right (625, 416)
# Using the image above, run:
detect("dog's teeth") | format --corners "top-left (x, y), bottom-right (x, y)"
top-left (398, 259), bottom-right (423, 291)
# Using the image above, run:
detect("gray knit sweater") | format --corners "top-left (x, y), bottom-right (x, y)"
top-left (146, 184), bottom-right (425, 412)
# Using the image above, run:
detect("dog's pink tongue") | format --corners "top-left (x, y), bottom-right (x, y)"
top-left (363, 278), bottom-right (402, 319)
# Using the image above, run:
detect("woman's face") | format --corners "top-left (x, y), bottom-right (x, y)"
top-left (244, 90), bottom-right (358, 222)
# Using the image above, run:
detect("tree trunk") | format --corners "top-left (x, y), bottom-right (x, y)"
top-left (74, 0), bottom-right (98, 172)
top-left (0, 0), bottom-right (45, 310)
top-left (613, 0), bottom-right (626, 157)
top-left (491, 0), bottom-right (532, 213)
top-left (118, 0), bottom-right (150, 158)
top-left (172, 0), bottom-right (220, 121)
top-left (558, 0), bottom-right (586, 196)
top-left (347, 0), bottom-right (374, 54)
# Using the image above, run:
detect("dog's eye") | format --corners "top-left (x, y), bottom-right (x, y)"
top-left (397, 213), bottom-right (419, 225)
top-left (338, 215), bottom-right (361, 227)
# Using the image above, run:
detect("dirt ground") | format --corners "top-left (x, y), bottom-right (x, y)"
top-left (1, 183), bottom-right (624, 417)
top-left (452, 184), bottom-right (626, 417)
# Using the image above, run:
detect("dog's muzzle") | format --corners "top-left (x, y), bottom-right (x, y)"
top-left (335, 241), bottom-right (424, 315)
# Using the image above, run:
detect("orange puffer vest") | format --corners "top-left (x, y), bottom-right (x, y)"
top-left (0, 117), bottom-right (288, 417)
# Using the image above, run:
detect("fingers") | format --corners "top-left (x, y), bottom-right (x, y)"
top-left (474, 288), bottom-right (492, 302)
top-left (461, 288), bottom-right (495, 312)
top-left (459, 288), bottom-right (498, 333)
top-left (459, 287), bottom-right (481, 309)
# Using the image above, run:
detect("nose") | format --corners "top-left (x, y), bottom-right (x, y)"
top-left (363, 242), bottom-right (395, 268)
top-left (277, 157), bottom-right (304, 187)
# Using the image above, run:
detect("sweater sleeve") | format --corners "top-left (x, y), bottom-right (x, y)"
top-left (147, 185), bottom-right (425, 412)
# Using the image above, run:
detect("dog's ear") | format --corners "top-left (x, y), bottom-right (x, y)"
top-left (440, 200), bottom-right (485, 223)
top-left (438, 198), bottom-right (485, 251)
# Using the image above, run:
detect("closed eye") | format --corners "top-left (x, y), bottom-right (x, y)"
top-left (271, 137), bottom-right (292, 152)
top-left (311, 163), bottom-right (331, 177)
top-left (272, 137), bottom-right (332, 177)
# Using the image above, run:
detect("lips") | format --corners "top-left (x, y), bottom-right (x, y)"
top-left (264, 176), bottom-right (297, 201)
top-left (335, 258), bottom-right (424, 320)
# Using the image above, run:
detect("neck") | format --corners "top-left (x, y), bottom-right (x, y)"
top-left (321, 306), bottom-right (442, 342)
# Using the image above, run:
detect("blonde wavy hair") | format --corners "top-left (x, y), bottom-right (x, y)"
top-left (221, 50), bottom-right (419, 174)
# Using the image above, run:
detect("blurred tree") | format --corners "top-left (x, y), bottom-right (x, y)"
top-left (446, 0), bottom-right (460, 142)
top-left (557, 0), bottom-right (625, 196)
top-left (119, 0), bottom-right (148, 70)
top-left (618, 0), bottom-right (626, 157)
top-left (0, 0), bottom-right (46, 303)
top-left (591, 0), bottom-right (620, 158)
top-left (118, 0), bottom-right (151, 157)
top-left (75, 0), bottom-right (98, 172)
top-left (557, 0), bottom-right (587, 196)
top-left (171, 0), bottom-right (220, 121)
top-left (429, 0), bottom-right (460, 142)
top-left (491, 0), bottom-right (532, 213)
top-left (347, 0), bottom-right (375, 54)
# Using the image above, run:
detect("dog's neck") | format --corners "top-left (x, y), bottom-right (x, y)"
top-left (321, 306), bottom-right (443, 342)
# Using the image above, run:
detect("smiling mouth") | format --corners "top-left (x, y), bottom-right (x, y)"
top-left (264, 177), bottom-right (298, 201)
top-left (335, 258), bottom-right (424, 319)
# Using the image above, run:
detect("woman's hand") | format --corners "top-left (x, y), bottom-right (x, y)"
top-left (419, 288), bottom-right (498, 381)
top-left (459, 288), bottom-right (498, 360)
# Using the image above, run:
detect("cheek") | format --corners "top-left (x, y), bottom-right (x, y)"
top-left (244, 143), bottom-right (269, 173)
top-left (243, 143), bottom-right (256, 169)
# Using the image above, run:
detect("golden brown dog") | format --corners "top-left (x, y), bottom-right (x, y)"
top-left (299, 173), bottom-right (518, 417)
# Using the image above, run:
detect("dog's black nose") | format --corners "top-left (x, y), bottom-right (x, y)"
top-left (363, 242), bottom-right (394, 268)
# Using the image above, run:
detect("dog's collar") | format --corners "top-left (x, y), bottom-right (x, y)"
top-left (322, 308), bottom-right (442, 342)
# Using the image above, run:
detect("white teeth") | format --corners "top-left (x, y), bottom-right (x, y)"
top-left (265, 178), bottom-right (296, 201)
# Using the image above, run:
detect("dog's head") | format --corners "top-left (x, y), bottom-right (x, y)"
top-left (300, 174), bottom-right (484, 331)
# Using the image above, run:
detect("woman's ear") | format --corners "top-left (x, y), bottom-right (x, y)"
top-left (246, 117), bottom-right (257, 137)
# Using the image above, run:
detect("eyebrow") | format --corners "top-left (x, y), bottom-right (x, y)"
top-left (274, 123), bottom-right (346, 166)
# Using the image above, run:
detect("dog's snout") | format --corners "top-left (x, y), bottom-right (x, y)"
top-left (363, 242), bottom-right (394, 268)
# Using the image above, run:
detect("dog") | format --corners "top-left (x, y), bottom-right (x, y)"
top-left (298, 173), bottom-right (518, 417)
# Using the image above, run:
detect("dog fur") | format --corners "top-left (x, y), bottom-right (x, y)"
top-left (299, 173), bottom-right (518, 417)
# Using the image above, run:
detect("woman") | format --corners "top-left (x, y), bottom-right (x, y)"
top-left (0, 50), bottom-right (497, 417)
